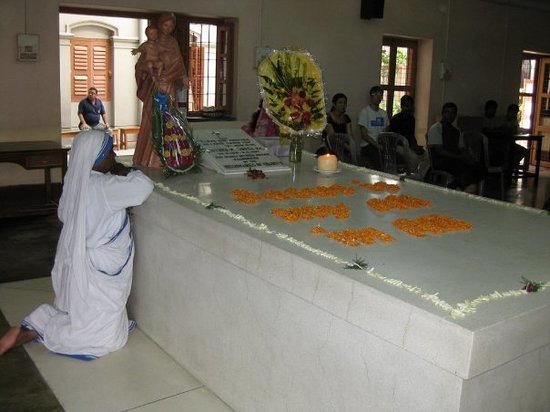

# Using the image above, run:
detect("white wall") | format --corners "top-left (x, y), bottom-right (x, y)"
top-left (0, 0), bottom-right (61, 141)
top-left (2, 0), bottom-right (550, 185)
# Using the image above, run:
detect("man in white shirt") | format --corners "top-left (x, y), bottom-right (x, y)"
top-left (358, 86), bottom-right (388, 170)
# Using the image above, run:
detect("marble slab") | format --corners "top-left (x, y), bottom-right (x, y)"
top-left (128, 146), bottom-right (550, 412)
top-left (193, 129), bottom-right (290, 174)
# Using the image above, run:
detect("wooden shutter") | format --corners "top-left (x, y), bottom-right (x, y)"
top-left (215, 23), bottom-right (233, 112)
top-left (189, 45), bottom-right (204, 111)
top-left (92, 43), bottom-right (109, 97)
top-left (71, 38), bottom-right (111, 102)
top-left (533, 57), bottom-right (550, 164)
top-left (72, 43), bottom-right (89, 100)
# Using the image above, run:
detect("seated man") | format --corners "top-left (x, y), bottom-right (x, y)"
top-left (358, 86), bottom-right (388, 170)
top-left (482, 99), bottom-right (510, 167)
top-left (501, 104), bottom-right (528, 173)
top-left (389, 95), bottom-right (429, 177)
top-left (427, 102), bottom-right (486, 193)
top-left (78, 87), bottom-right (110, 131)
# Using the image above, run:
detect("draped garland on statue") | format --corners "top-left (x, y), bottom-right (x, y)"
top-left (151, 91), bottom-right (200, 175)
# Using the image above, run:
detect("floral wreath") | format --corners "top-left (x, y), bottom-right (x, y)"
top-left (258, 49), bottom-right (327, 135)
top-left (151, 91), bottom-right (201, 175)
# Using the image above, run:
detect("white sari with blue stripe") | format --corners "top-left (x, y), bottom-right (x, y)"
top-left (23, 130), bottom-right (153, 360)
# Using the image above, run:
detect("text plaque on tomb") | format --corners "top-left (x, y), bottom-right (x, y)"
top-left (193, 129), bottom-right (290, 175)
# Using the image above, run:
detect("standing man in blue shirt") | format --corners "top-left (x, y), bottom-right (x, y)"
top-left (78, 87), bottom-right (110, 130)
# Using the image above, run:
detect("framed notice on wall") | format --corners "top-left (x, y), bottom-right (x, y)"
top-left (17, 34), bottom-right (39, 62)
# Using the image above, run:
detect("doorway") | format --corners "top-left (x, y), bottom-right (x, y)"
top-left (380, 37), bottom-right (417, 119)
top-left (519, 52), bottom-right (550, 168)
top-left (533, 58), bottom-right (550, 167)
top-left (59, 10), bottom-right (147, 132)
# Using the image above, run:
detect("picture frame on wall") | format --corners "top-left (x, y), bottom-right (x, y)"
top-left (17, 34), bottom-right (39, 62)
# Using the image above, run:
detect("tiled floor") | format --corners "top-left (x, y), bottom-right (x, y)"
top-left (0, 278), bottom-right (234, 412)
top-left (474, 165), bottom-right (550, 209)
top-left (1, 159), bottom-right (548, 412)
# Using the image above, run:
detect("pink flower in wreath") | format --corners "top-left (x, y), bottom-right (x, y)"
top-left (302, 111), bottom-right (312, 126)
top-left (290, 111), bottom-right (301, 120)
top-left (285, 88), bottom-right (306, 109)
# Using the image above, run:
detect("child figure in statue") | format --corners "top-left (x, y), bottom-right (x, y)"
top-left (132, 25), bottom-right (164, 84)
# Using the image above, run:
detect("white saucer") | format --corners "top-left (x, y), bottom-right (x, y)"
top-left (313, 167), bottom-right (341, 175)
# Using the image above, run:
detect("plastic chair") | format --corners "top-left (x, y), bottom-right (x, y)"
top-left (377, 132), bottom-right (407, 174)
top-left (463, 131), bottom-right (505, 199)
top-left (326, 133), bottom-right (357, 164)
top-left (425, 133), bottom-right (454, 187)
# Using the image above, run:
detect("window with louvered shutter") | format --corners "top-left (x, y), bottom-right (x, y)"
top-left (71, 38), bottom-right (111, 102)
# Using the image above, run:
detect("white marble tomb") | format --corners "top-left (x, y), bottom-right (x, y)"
top-left (128, 150), bottom-right (550, 412)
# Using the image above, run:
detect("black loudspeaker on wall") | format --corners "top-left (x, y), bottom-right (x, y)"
top-left (360, 0), bottom-right (384, 19)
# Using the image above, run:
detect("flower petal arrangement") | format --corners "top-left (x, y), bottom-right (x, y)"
top-left (155, 180), bottom-right (549, 319)
top-left (258, 49), bottom-right (327, 134)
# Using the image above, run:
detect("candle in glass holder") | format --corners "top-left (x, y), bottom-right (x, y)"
top-left (317, 153), bottom-right (338, 172)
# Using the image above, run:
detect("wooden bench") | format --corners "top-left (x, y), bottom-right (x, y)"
top-left (118, 126), bottom-right (140, 150)
top-left (61, 128), bottom-right (121, 148)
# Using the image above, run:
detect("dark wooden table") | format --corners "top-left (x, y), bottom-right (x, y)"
top-left (513, 134), bottom-right (544, 184)
top-left (0, 141), bottom-right (69, 217)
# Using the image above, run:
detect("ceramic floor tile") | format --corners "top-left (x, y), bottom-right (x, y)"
top-left (0, 280), bottom-right (217, 412)
top-left (24, 328), bottom-right (203, 412)
top-left (129, 387), bottom-right (234, 412)
top-left (0, 276), bottom-right (53, 292)
top-left (0, 286), bottom-right (54, 325)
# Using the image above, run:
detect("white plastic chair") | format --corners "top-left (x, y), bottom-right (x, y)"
top-left (425, 133), bottom-right (454, 187)
top-left (377, 132), bottom-right (407, 175)
top-left (326, 133), bottom-right (357, 164)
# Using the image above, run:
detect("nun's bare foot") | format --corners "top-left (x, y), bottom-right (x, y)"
top-left (0, 326), bottom-right (38, 356)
